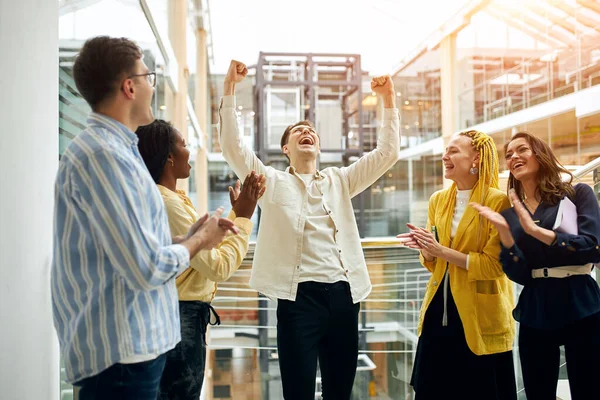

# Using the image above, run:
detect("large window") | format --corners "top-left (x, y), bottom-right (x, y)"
top-left (455, 7), bottom-right (600, 130)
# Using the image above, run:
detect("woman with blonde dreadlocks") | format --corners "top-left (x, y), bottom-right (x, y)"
top-left (398, 130), bottom-right (517, 400)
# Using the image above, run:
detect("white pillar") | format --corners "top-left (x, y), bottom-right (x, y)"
top-left (440, 33), bottom-right (457, 188)
top-left (169, 0), bottom-right (189, 193)
top-left (0, 1), bottom-right (60, 400)
top-left (194, 28), bottom-right (209, 214)
top-left (440, 34), bottom-right (458, 139)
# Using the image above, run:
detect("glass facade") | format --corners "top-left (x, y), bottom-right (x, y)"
top-left (394, 49), bottom-right (442, 148)
top-left (456, 8), bottom-right (600, 130)
top-left (393, 0), bottom-right (600, 198)
top-left (448, 3), bottom-right (600, 169)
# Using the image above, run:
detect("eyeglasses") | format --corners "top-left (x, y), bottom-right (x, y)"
top-left (128, 72), bottom-right (157, 88)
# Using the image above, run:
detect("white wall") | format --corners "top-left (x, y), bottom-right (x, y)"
top-left (0, 1), bottom-right (60, 399)
top-left (316, 100), bottom-right (343, 150)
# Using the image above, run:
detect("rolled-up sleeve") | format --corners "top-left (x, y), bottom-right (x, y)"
top-left (164, 198), bottom-right (253, 283)
top-left (192, 217), bottom-right (253, 282)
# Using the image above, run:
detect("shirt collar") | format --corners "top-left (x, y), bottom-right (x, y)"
top-left (157, 184), bottom-right (186, 198)
top-left (88, 112), bottom-right (138, 146)
top-left (157, 184), bottom-right (193, 205)
top-left (157, 184), bottom-right (177, 197)
top-left (287, 166), bottom-right (324, 180)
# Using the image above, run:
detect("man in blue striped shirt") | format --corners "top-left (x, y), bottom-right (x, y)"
top-left (51, 36), bottom-right (237, 399)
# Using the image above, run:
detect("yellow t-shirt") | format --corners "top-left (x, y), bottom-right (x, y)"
top-left (158, 185), bottom-right (253, 302)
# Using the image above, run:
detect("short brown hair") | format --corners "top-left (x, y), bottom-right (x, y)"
top-left (73, 36), bottom-right (143, 110)
top-left (505, 131), bottom-right (575, 205)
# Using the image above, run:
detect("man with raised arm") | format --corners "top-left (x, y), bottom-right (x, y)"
top-left (219, 60), bottom-right (399, 399)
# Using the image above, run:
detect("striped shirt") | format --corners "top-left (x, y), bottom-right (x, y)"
top-left (51, 113), bottom-right (190, 384)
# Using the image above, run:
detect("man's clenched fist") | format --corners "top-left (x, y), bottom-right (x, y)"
top-left (371, 75), bottom-right (394, 96)
top-left (225, 60), bottom-right (248, 84)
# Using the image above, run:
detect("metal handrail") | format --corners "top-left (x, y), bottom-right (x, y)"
top-left (245, 237), bottom-right (407, 248)
top-left (241, 238), bottom-right (417, 266)
top-left (572, 156), bottom-right (600, 181)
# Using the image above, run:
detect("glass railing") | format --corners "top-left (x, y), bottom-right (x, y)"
top-left (206, 240), bottom-right (425, 400)
top-left (206, 158), bottom-right (600, 400)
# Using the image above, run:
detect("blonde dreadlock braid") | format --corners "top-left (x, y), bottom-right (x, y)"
top-left (437, 130), bottom-right (500, 247)
top-left (460, 129), bottom-right (499, 191)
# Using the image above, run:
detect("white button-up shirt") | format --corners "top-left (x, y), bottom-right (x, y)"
top-left (219, 96), bottom-right (400, 303)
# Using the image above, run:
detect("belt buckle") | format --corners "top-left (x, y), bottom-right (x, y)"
top-left (543, 268), bottom-right (549, 278)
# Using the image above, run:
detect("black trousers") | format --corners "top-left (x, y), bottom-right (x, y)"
top-left (159, 300), bottom-right (220, 400)
top-left (411, 279), bottom-right (517, 400)
top-left (519, 311), bottom-right (600, 400)
top-left (277, 281), bottom-right (360, 400)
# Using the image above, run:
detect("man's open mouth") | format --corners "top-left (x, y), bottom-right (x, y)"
top-left (299, 137), bottom-right (314, 145)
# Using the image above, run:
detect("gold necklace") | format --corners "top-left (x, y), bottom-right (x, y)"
top-left (522, 197), bottom-right (540, 214)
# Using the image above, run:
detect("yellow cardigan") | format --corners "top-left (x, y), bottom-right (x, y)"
top-left (158, 185), bottom-right (253, 302)
top-left (418, 186), bottom-right (515, 356)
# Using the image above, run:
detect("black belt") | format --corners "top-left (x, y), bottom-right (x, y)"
top-left (205, 303), bottom-right (221, 327)
top-left (180, 300), bottom-right (221, 343)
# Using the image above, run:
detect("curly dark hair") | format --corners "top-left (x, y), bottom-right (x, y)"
top-left (73, 36), bottom-right (142, 110)
top-left (505, 131), bottom-right (575, 205)
top-left (135, 119), bottom-right (177, 183)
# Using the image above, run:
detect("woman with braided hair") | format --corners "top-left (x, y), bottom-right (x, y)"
top-left (398, 130), bottom-right (517, 399)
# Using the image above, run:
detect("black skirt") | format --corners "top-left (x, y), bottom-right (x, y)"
top-left (410, 276), bottom-right (517, 400)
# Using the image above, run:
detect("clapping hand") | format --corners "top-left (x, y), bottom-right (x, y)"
top-left (470, 198), bottom-right (517, 248)
top-left (508, 189), bottom-right (539, 235)
top-left (469, 202), bottom-right (509, 231)
top-left (397, 223), bottom-right (441, 260)
top-left (230, 171), bottom-right (266, 219)
top-left (189, 207), bottom-right (239, 250)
